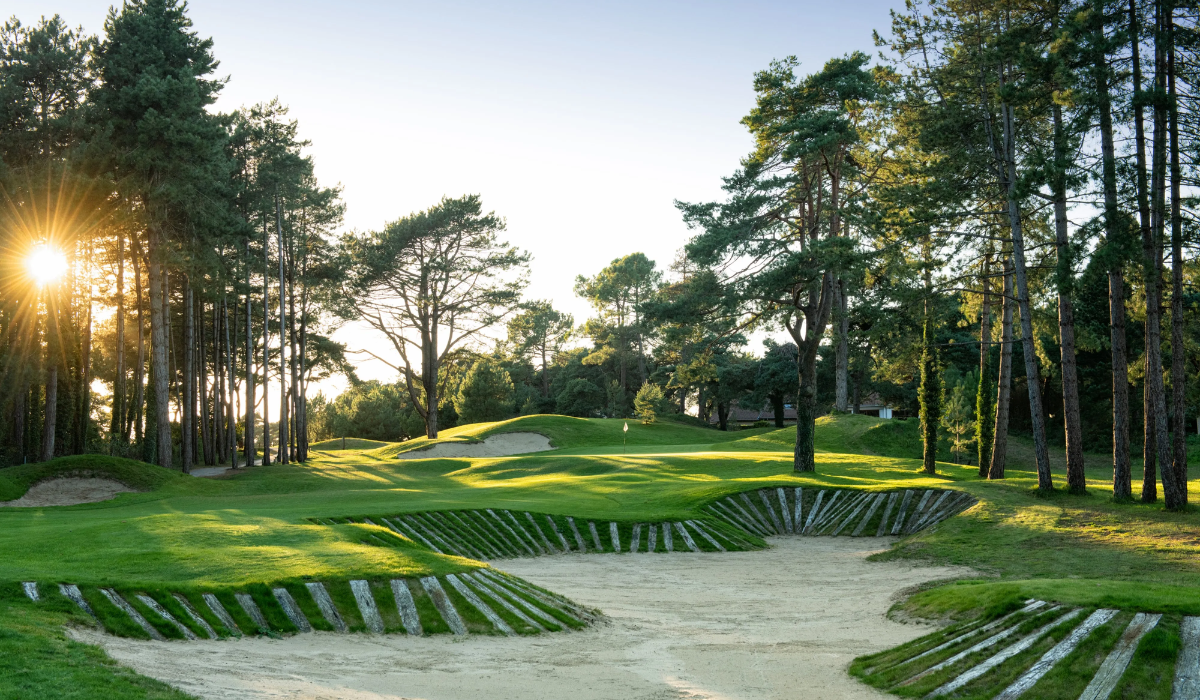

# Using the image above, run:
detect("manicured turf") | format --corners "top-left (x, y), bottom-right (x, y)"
top-left (4, 413), bottom-right (1200, 696)
top-left (2, 414), bottom-right (1200, 611)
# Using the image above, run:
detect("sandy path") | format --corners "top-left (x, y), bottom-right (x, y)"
top-left (0, 477), bottom-right (135, 507)
top-left (72, 537), bottom-right (973, 700)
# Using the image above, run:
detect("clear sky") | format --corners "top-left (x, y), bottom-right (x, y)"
top-left (15, 0), bottom-right (899, 394)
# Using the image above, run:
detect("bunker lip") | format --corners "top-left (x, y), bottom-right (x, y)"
top-left (395, 432), bottom-right (553, 460)
top-left (69, 537), bottom-right (974, 700)
top-left (0, 477), bottom-right (138, 507)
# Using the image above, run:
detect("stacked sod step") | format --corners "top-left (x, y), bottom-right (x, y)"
top-left (706, 487), bottom-right (976, 538)
top-left (20, 571), bottom-right (595, 641)
top-left (853, 599), bottom-right (1198, 697)
top-left (316, 510), bottom-right (762, 558)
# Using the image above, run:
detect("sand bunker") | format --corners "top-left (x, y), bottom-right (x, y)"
top-left (0, 477), bottom-right (136, 507)
top-left (73, 537), bottom-right (974, 699)
top-left (395, 432), bottom-right (553, 460)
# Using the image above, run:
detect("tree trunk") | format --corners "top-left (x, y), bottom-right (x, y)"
top-left (262, 222), bottom-right (271, 467)
top-left (1167, 10), bottom-right (1188, 505)
top-left (198, 298), bottom-right (211, 466)
top-left (920, 280), bottom-right (939, 475)
top-left (977, 253), bottom-right (994, 477)
top-left (791, 273), bottom-right (834, 473)
top-left (12, 386), bottom-right (26, 463)
top-left (288, 250), bottom-right (299, 461)
top-left (131, 238), bottom-right (146, 447)
top-left (41, 365), bottom-right (57, 462)
top-left (78, 275), bottom-right (92, 454)
top-left (182, 283), bottom-right (194, 475)
top-left (215, 303), bottom-right (226, 464)
top-left (225, 296), bottom-right (236, 466)
top-left (423, 313), bottom-right (440, 438)
top-left (112, 232), bottom-right (126, 449)
top-left (276, 194), bottom-right (289, 464)
top-left (834, 278), bottom-right (849, 413)
top-left (148, 236), bottom-right (172, 469)
top-left (989, 260), bottom-right (1014, 480)
top-left (1110, 269), bottom-right (1132, 500)
top-left (717, 402), bottom-right (729, 431)
top-left (1097, 5), bottom-right (1132, 500)
top-left (244, 238), bottom-right (255, 468)
top-left (794, 358), bottom-right (818, 472)
top-left (541, 344), bottom-right (550, 397)
top-left (297, 288), bottom-right (309, 462)
top-left (1144, 0), bottom-right (1175, 505)
top-left (771, 394), bottom-right (785, 428)
top-left (1000, 101), bottom-right (1052, 490)
top-left (1051, 102), bottom-right (1086, 494)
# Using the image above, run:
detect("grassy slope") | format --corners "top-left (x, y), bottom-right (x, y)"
top-left (0, 583), bottom-right (192, 699)
top-left (2, 413), bottom-right (1200, 612)
top-left (6, 413), bottom-right (1200, 697)
top-left (371, 414), bottom-right (762, 456)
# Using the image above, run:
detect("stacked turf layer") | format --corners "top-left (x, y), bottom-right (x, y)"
top-left (22, 570), bottom-right (596, 640)
top-left (854, 599), bottom-right (1192, 697)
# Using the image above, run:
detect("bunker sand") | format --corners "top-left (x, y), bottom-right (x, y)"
top-left (394, 432), bottom-right (553, 460)
top-left (73, 537), bottom-right (974, 700)
top-left (0, 477), bottom-right (135, 507)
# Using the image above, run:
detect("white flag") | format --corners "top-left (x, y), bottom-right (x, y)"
top-left (623, 422), bottom-right (629, 433)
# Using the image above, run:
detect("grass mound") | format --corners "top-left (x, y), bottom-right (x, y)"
top-left (0, 455), bottom-right (184, 502)
top-left (374, 414), bottom-right (757, 457)
top-left (310, 438), bottom-right (394, 451)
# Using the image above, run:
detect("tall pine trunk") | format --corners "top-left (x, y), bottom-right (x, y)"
top-left (225, 297), bottom-right (236, 465)
top-left (834, 278), bottom-right (850, 413)
top-left (1097, 3), bottom-right (1133, 499)
top-left (919, 237), bottom-right (938, 474)
top-left (198, 298), bottom-right (211, 466)
top-left (1167, 10), bottom-right (1188, 504)
top-left (148, 233), bottom-right (172, 469)
top-left (1052, 102), bottom-right (1086, 494)
top-left (791, 272), bottom-right (834, 473)
top-left (920, 300), bottom-right (939, 474)
top-left (182, 282), bottom-right (194, 474)
top-left (989, 259), bottom-right (1014, 479)
top-left (132, 239), bottom-right (146, 450)
top-left (244, 238), bottom-right (255, 468)
top-left (287, 249), bottom-right (300, 461)
top-left (111, 232), bottom-right (126, 449)
top-left (262, 222), bottom-right (271, 466)
top-left (976, 252), bottom-right (994, 476)
top-left (275, 194), bottom-right (289, 464)
top-left (41, 365), bottom-right (57, 462)
top-left (999, 98), bottom-right (1053, 490)
top-left (77, 271), bottom-right (92, 455)
top-left (1144, 0), bottom-right (1176, 506)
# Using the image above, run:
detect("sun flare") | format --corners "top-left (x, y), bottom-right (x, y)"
top-left (26, 243), bottom-right (68, 286)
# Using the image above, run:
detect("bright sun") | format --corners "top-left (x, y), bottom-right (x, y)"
top-left (27, 243), bottom-right (68, 286)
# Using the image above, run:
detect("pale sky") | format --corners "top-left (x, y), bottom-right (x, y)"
top-left (15, 0), bottom-right (898, 396)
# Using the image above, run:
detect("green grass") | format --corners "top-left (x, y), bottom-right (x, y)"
top-left (0, 584), bottom-right (193, 699)
top-left (0, 455), bottom-right (185, 501)
top-left (2, 414), bottom-right (1199, 610)
top-left (310, 438), bottom-right (394, 451)
top-left (6, 412), bottom-right (1200, 696)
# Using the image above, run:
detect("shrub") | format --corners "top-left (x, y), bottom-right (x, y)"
top-left (454, 358), bottom-right (515, 424)
top-left (634, 384), bottom-right (667, 424)
top-left (556, 379), bottom-right (605, 417)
